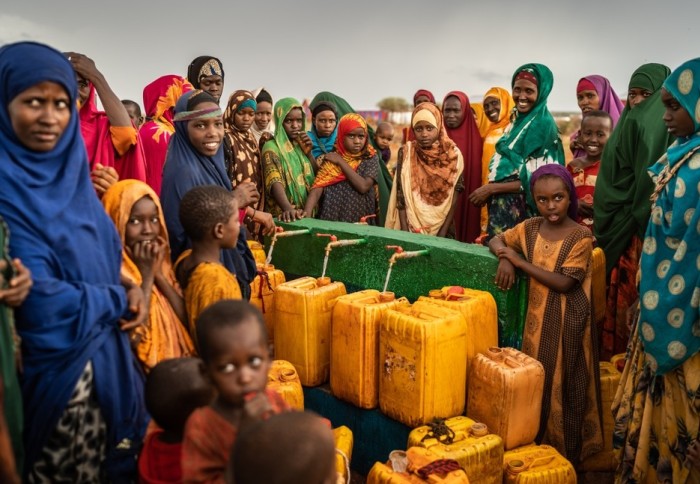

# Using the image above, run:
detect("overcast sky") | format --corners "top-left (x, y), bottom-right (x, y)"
top-left (2, 1), bottom-right (698, 113)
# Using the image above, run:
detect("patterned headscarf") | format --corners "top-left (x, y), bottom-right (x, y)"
top-left (223, 90), bottom-right (263, 190)
top-left (261, 98), bottom-right (315, 208)
top-left (529, 163), bottom-right (578, 221)
top-left (186, 56), bottom-right (224, 88)
top-left (312, 113), bottom-right (376, 188)
top-left (663, 58), bottom-right (700, 163)
top-left (409, 102), bottom-right (461, 206)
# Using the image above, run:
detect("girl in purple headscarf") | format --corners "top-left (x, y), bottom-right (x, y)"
top-left (489, 163), bottom-right (602, 466)
top-left (570, 75), bottom-right (624, 158)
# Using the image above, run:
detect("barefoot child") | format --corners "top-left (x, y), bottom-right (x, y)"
top-left (102, 180), bottom-right (195, 371)
top-left (175, 186), bottom-right (243, 339)
top-left (565, 110), bottom-right (612, 231)
top-left (182, 300), bottom-right (290, 483)
top-left (303, 113), bottom-right (379, 223)
top-left (138, 357), bottom-right (214, 484)
top-left (489, 163), bottom-right (602, 466)
top-left (230, 411), bottom-right (337, 484)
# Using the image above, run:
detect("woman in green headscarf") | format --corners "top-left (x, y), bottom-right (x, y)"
top-left (469, 63), bottom-right (565, 241)
top-left (593, 63), bottom-right (672, 360)
top-left (261, 97), bottom-right (315, 222)
top-left (310, 92), bottom-right (394, 226)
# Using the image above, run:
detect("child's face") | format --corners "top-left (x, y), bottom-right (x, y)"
top-left (313, 110), bottom-right (337, 138)
top-left (254, 101), bottom-right (272, 130)
top-left (187, 102), bottom-right (224, 157)
top-left (234, 107), bottom-right (256, 131)
top-left (512, 79), bottom-right (538, 114)
top-left (375, 126), bottom-right (394, 150)
top-left (627, 88), bottom-right (652, 109)
top-left (576, 89), bottom-right (599, 114)
top-left (661, 88), bottom-right (695, 138)
top-left (199, 75), bottom-right (223, 104)
top-left (580, 116), bottom-right (611, 159)
top-left (343, 127), bottom-right (366, 155)
top-left (413, 120), bottom-right (439, 148)
top-left (219, 199), bottom-right (240, 249)
top-left (533, 176), bottom-right (570, 225)
top-left (443, 96), bottom-right (465, 129)
top-left (283, 108), bottom-right (304, 139)
top-left (205, 318), bottom-right (270, 407)
top-left (483, 96), bottom-right (501, 123)
top-left (125, 196), bottom-right (161, 249)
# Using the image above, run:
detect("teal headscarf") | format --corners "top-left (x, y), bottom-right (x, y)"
top-left (261, 98), bottom-right (314, 209)
top-left (638, 57), bottom-right (700, 375)
top-left (593, 63), bottom-right (673, 274)
top-left (489, 63), bottom-right (564, 211)
top-left (310, 92), bottom-right (393, 226)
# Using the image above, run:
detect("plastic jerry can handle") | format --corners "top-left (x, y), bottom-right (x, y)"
top-left (294, 278), bottom-right (319, 291)
top-left (504, 356), bottom-right (523, 368)
top-left (525, 455), bottom-right (556, 470)
top-left (354, 295), bottom-right (382, 305)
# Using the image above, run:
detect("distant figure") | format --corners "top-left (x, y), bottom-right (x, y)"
top-left (569, 75), bottom-right (624, 158)
top-left (138, 357), bottom-right (214, 484)
top-left (565, 111), bottom-right (612, 231)
top-left (374, 121), bottom-right (395, 167)
top-left (121, 99), bottom-right (144, 128)
top-left (230, 411), bottom-right (337, 484)
top-left (187, 56), bottom-right (224, 104)
top-left (182, 300), bottom-right (291, 483)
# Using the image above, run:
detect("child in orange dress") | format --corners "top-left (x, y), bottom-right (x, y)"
top-left (181, 300), bottom-right (290, 483)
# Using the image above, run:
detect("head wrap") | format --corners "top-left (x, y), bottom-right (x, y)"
top-left (442, 91), bottom-right (484, 242)
top-left (490, 63), bottom-right (564, 211)
top-left (529, 163), bottom-right (578, 220)
top-left (662, 58), bottom-right (700, 164)
top-left (186, 56), bottom-right (224, 88)
top-left (261, 98), bottom-right (315, 208)
top-left (413, 89), bottom-right (436, 105)
top-left (515, 69), bottom-right (538, 86)
top-left (412, 104), bottom-right (438, 127)
top-left (409, 103), bottom-right (461, 206)
top-left (311, 101), bottom-right (337, 118)
top-left (483, 86), bottom-right (516, 134)
top-left (593, 63), bottom-right (672, 274)
top-left (0, 41), bottom-right (147, 477)
top-left (576, 78), bottom-right (597, 93)
top-left (173, 90), bottom-right (222, 122)
top-left (223, 90), bottom-right (263, 191)
top-left (312, 113), bottom-right (376, 188)
top-left (255, 88), bottom-right (273, 104)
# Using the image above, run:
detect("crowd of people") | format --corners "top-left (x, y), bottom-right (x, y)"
top-left (0, 38), bottom-right (699, 483)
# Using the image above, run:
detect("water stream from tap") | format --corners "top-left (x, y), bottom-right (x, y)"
top-left (321, 253), bottom-right (330, 279)
top-left (265, 243), bottom-right (275, 265)
top-left (383, 264), bottom-right (393, 293)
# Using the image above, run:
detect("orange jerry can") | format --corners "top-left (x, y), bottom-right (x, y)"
top-left (247, 240), bottom-right (267, 265)
top-left (249, 263), bottom-right (286, 345)
top-left (407, 416), bottom-right (503, 484)
top-left (266, 359), bottom-right (304, 410)
top-left (466, 347), bottom-right (545, 450)
top-left (334, 425), bottom-right (354, 484)
top-left (379, 300), bottom-right (468, 427)
top-left (367, 447), bottom-right (470, 483)
top-left (331, 290), bottom-right (405, 409)
top-left (591, 247), bottom-right (606, 325)
top-left (599, 361), bottom-right (621, 451)
top-left (611, 353), bottom-right (627, 373)
top-left (274, 276), bottom-right (346, 386)
top-left (419, 286), bottom-right (498, 377)
top-left (503, 444), bottom-right (576, 483)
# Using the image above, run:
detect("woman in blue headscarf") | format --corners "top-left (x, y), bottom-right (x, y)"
top-left (0, 41), bottom-right (148, 481)
top-left (160, 90), bottom-right (257, 300)
top-left (613, 57), bottom-right (700, 483)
